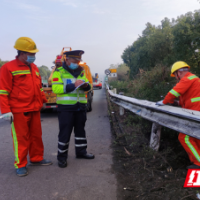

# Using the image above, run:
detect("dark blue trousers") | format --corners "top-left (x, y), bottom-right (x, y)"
top-left (57, 111), bottom-right (87, 161)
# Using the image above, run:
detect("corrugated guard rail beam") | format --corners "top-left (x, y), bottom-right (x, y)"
top-left (106, 84), bottom-right (200, 150)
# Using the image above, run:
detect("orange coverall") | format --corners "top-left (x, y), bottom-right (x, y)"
top-left (163, 72), bottom-right (200, 166)
top-left (0, 57), bottom-right (47, 168)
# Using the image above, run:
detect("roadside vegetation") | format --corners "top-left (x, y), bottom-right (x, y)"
top-left (38, 65), bottom-right (51, 80)
top-left (108, 10), bottom-right (200, 199)
top-left (0, 59), bottom-right (8, 68)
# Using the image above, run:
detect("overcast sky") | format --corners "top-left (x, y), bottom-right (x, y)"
top-left (0, 0), bottom-right (199, 78)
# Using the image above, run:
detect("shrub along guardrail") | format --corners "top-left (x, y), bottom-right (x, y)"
top-left (106, 84), bottom-right (200, 151)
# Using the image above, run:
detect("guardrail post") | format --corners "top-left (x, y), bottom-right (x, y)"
top-left (119, 92), bottom-right (124, 116)
top-left (113, 88), bottom-right (117, 94)
top-left (150, 122), bottom-right (161, 151)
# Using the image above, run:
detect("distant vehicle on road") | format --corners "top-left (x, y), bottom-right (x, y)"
top-left (93, 78), bottom-right (102, 89)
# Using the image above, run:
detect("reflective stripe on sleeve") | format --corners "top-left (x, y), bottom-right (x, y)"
top-left (185, 135), bottom-right (200, 162)
top-left (188, 75), bottom-right (198, 80)
top-left (36, 71), bottom-right (40, 76)
top-left (169, 89), bottom-right (180, 97)
top-left (0, 90), bottom-right (9, 95)
top-left (191, 97), bottom-right (200, 103)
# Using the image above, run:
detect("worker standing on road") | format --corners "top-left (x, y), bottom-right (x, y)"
top-left (156, 61), bottom-right (200, 169)
top-left (0, 37), bottom-right (52, 177)
top-left (52, 50), bottom-right (95, 168)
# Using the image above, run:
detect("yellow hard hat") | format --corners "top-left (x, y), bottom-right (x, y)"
top-left (14, 37), bottom-right (39, 53)
top-left (170, 61), bottom-right (190, 77)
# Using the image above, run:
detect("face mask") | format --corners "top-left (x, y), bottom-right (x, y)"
top-left (69, 63), bottom-right (78, 70)
top-left (26, 55), bottom-right (36, 63)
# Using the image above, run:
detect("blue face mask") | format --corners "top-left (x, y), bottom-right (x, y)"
top-left (26, 55), bottom-right (36, 63)
top-left (69, 63), bottom-right (78, 70)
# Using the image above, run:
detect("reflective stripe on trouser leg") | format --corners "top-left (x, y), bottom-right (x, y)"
top-left (75, 138), bottom-right (87, 155)
top-left (58, 142), bottom-right (69, 153)
top-left (74, 111), bottom-right (87, 156)
top-left (185, 135), bottom-right (200, 162)
top-left (57, 111), bottom-right (75, 161)
top-left (11, 122), bottom-right (20, 169)
top-left (178, 133), bottom-right (200, 165)
top-left (10, 113), bottom-right (31, 168)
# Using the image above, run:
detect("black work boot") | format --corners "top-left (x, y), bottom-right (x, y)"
top-left (76, 153), bottom-right (95, 159)
top-left (58, 160), bottom-right (67, 168)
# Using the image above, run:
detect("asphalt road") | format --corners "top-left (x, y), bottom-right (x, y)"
top-left (0, 88), bottom-right (117, 200)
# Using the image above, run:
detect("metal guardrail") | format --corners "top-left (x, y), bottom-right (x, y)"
top-left (106, 84), bottom-right (200, 150)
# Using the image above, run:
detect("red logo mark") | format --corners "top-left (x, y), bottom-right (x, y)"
top-left (53, 78), bottom-right (59, 81)
top-left (184, 169), bottom-right (200, 187)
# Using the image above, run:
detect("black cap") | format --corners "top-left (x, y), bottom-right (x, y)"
top-left (64, 50), bottom-right (84, 61)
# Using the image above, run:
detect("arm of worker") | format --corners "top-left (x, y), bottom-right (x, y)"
top-left (163, 77), bottom-right (193, 105)
top-left (0, 65), bottom-right (13, 114)
top-left (80, 76), bottom-right (91, 92)
top-left (52, 70), bottom-right (65, 94)
top-left (80, 83), bottom-right (91, 91)
top-left (66, 84), bottom-right (76, 93)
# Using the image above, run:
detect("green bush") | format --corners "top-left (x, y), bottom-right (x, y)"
top-left (110, 65), bottom-right (176, 102)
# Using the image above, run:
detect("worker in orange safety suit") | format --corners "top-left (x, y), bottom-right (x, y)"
top-left (0, 37), bottom-right (52, 177)
top-left (156, 61), bottom-right (200, 169)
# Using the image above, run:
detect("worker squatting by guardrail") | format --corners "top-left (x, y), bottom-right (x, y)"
top-left (106, 84), bottom-right (200, 151)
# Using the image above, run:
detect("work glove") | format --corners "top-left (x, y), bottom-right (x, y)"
top-left (1, 112), bottom-right (14, 123)
top-left (155, 100), bottom-right (164, 106)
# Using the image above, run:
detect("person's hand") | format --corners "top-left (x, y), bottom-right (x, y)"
top-left (170, 100), bottom-right (179, 107)
top-left (42, 103), bottom-right (46, 109)
top-left (155, 100), bottom-right (164, 106)
top-left (2, 112), bottom-right (14, 123)
top-left (80, 83), bottom-right (88, 88)
top-left (75, 80), bottom-right (84, 87)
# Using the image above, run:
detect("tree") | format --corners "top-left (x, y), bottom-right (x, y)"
top-left (38, 65), bottom-right (51, 80)
top-left (0, 59), bottom-right (9, 68)
top-left (121, 10), bottom-right (200, 78)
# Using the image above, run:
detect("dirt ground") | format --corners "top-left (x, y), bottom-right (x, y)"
top-left (107, 93), bottom-right (200, 200)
